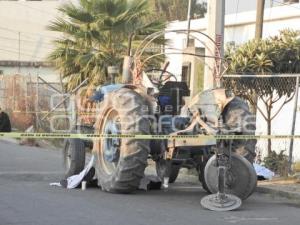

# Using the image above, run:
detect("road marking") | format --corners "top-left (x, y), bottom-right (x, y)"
top-left (224, 216), bottom-right (279, 224)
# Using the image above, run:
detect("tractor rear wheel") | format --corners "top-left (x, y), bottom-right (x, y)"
top-left (222, 97), bottom-right (257, 163)
top-left (93, 88), bottom-right (150, 193)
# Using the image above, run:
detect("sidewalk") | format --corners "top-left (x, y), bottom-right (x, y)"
top-left (256, 178), bottom-right (300, 202)
top-left (0, 137), bottom-right (19, 145)
top-left (0, 137), bottom-right (59, 150)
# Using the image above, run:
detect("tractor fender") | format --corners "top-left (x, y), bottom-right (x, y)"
top-left (92, 84), bottom-right (155, 109)
top-left (93, 84), bottom-right (157, 133)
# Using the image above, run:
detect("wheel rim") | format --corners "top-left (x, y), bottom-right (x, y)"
top-left (99, 108), bottom-right (121, 175)
top-left (204, 154), bottom-right (257, 200)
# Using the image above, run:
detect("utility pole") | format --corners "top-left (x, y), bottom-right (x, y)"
top-left (35, 74), bottom-right (39, 131)
top-left (289, 76), bottom-right (299, 174)
top-left (204, 0), bottom-right (225, 89)
top-left (186, 0), bottom-right (192, 48)
top-left (255, 0), bottom-right (265, 39)
top-left (18, 32), bottom-right (21, 73)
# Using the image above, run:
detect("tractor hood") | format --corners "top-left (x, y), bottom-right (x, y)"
top-left (187, 88), bottom-right (234, 126)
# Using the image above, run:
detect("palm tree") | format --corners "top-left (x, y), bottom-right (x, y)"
top-left (48, 0), bottom-right (165, 91)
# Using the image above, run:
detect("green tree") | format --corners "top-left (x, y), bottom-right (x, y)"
top-left (150, 0), bottom-right (207, 21)
top-left (224, 30), bottom-right (300, 155)
top-left (48, 0), bottom-right (165, 91)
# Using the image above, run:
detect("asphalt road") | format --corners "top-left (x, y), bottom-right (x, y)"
top-left (1, 140), bottom-right (300, 225)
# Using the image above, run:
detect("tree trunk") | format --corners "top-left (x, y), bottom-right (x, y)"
top-left (267, 106), bottom-right (272, 156)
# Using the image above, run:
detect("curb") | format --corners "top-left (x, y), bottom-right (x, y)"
top-left (0, 137), bottom-right (61, 151)
top-left (35, 139), bottom-right (60, 151)
top-left (256, 186), bottom-right (300, 202)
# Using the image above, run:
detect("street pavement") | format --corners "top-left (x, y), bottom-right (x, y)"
top-left (1, 140), bottom-right (300, 225)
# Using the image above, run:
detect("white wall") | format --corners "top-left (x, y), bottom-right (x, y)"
top-left (255, 90), bottom-right (300, 161)
top-left (0, 0), bottom-right (74, 82)
top-left (0, 1), bottom-right (68, 61)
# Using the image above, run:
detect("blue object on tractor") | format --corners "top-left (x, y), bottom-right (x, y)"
top-left (158, 96), bottom-right (172, 109)
top-left (90, 84), bottom-right (125, 102)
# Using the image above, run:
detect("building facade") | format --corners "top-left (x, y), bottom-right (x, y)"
top-left (0, 0), bottom-right (71, 82)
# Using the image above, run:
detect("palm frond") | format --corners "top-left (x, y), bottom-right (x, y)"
top-left (48, 0), bottom-right (165, 91)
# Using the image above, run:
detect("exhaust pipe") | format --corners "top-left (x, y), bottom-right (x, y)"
top-left (122, 56), bottom-right (133, 84)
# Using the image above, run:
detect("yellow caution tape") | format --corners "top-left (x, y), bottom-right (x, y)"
top-left (0, 132), bottom-right (299, 140)
top-left (12, 111), bottom-right (95, 115)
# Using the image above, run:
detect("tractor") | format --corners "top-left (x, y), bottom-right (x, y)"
top-left (63, 30), bottom-right (257, 211)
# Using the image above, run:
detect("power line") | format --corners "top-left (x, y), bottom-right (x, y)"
top-left (11, 1), bottom-right (58, 17)
top-left (0, 35), bottom-right (53, 47)
top-left (0, 42), bottom-right (54, 54)
top-left (0, 26), bottom-right (59, 40)
top-left (0, 35), bottom-right (54, 48)
top-left (0, 48), bottom-right (43, 59)
top-left (0, 48), bottom-right (46, 61)
top-left (0, 14), bottom-right (58, 35)
top-left (0, 36), bottom-right (56, 52)
top-left (0, 42), bottom-right (53, 53)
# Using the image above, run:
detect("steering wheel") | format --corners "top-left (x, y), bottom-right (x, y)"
top-left (145, 68), bottom-right (177, 88)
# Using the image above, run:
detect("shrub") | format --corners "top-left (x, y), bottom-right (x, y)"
top-left (263, 150), bottom-right (289, 177)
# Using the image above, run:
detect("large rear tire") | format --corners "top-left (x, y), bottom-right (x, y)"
top-left (222, 97), bottom-right (257, 163)
top-left (93, 88), bottom-right (150, 193)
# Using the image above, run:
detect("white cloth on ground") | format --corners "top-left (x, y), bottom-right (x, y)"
top-left (254, 163), bottom-right (275, 179)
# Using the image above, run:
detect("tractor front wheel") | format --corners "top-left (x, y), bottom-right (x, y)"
top-left (155, 159), bottom-right (180, 183)
top-left (63, 139), bottom-right (85, 178)
top-left (204, 153), bottom-right (257, 200)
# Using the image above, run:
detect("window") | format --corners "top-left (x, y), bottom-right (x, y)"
top-left (181, 62), bottom-right (191, 87)
top-left (183, 38), bottom-right (195, 48)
